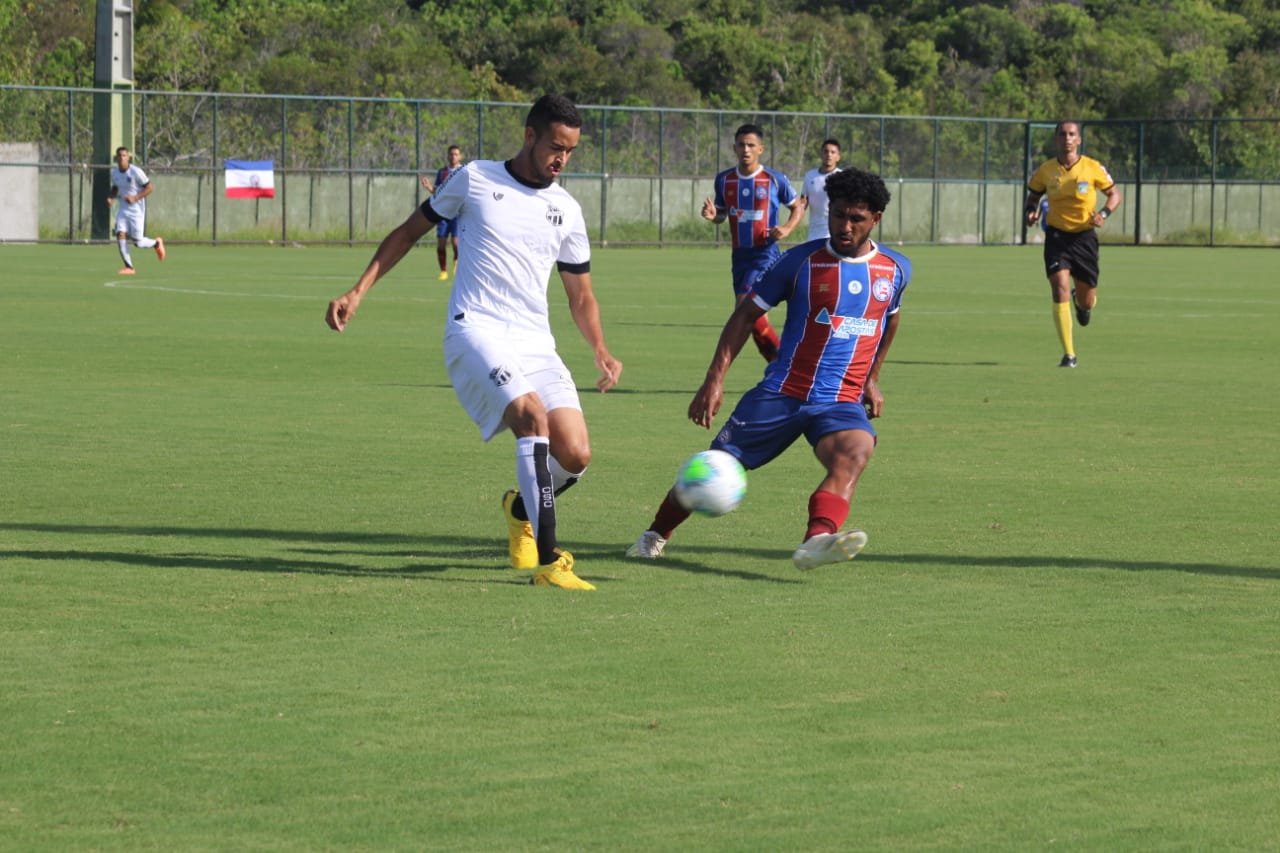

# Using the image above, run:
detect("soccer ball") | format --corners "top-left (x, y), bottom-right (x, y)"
top-left (673, 450), bottom-right (747, 517)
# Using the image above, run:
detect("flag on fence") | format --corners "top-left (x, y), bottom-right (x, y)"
top-left (225, 159), bottom-right (275, 199)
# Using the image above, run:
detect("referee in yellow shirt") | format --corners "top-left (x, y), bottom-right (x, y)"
top-left (1024, 121), bottom-right (1122, 368)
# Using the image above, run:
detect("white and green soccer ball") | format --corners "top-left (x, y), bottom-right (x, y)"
top-left (673, 449), bottom-right (747, 517)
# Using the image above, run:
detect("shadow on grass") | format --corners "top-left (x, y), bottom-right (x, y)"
top-left (0, 522), bottom-right (799, 584)
top-left (2, 522), bottom-right (1274, 581)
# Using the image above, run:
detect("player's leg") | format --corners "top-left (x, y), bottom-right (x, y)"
top-left (435, 221), bottom-right (449, 279)
top-left (1044, 232), bottom-right (1076, 366)
top-left (792, 407), bottom-right (875, 570)
top-left (733, 259), bottom-right (779, 362)
top-left (1070, 234), bottom-right (1100, 327)
top-left (505, 352), bottom-right (596, 589)
top-left (115, 227), bottom-right (135, 273)
top-left (1049, 270), bottom-right (1076, 367)
top-left (1073, 279), bottom-right (1097, 325)
top-left (627, 388), bottom-right (800, 559)
top-left (450, 233), bottom-right (459, 274)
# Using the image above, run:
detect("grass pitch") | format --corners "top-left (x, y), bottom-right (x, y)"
top-left (2, 241), bottom-right (1277, 850)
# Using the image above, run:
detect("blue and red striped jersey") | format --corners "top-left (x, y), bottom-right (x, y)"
top-left (751, 239), bottom-right (912, 403)
top-left (713, 166), bottom-right (798, 252)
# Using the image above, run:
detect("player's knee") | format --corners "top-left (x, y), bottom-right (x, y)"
top-left (554, 440), bottom-right (591, 474)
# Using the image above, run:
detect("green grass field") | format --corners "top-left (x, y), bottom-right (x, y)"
top-left (2, 241), bottom-right (1277, 851)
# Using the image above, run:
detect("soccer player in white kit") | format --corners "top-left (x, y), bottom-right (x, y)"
top-left (325, 95), bottom-right (623, 591)
top-left (798, 138), bottom-right (843, 242)
top-left (106, 147), bottom-right (166, 274)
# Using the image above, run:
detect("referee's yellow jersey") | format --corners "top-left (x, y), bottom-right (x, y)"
top-left (1028, 156), bottom-right (1115, 232)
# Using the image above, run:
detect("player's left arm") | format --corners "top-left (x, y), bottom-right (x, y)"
top-left (771, 200), bottom-right (803, 241)
top-left (769, 175), bottom-right (802, 240)
top-left (131, 181), bottom-right (154, 204)
top-left (560, 266), bottom-right (623, 393)
top-left (1092, 182), bottom-right (1122, 228)
top-left (862, 311), bottom-right (900, 419)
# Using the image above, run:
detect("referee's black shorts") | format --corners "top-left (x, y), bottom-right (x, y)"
top-left (1043, 225), bottom-right (1100, 286)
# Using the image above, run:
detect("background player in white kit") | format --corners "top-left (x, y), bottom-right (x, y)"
top-left (798, 138), bottom-right (843, 242)
top-left (106, 147), bottom-right (166, 275)
top-left (325, 94), bottom-right (623, 591)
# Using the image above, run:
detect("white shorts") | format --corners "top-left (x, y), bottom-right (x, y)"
top-left (114, 203), bottom-right (147, 240)
top-left (443, 326), bottom-right (582, 442)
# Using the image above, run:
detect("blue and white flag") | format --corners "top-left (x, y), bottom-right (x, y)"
top-left (225, 159), bottom-right (275, 199)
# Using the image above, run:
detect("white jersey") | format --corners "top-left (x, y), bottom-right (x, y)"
top-left (802, 166), bottom-right (842, 241)
top-left (430, 159), bottom-right (590, 343)
top-left (111, 163), bottom-right (150, 235)
top-left (111, 163), bottom-right (150, 208)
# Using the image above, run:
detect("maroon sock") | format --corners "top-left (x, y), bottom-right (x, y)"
top-left (805, 490), bottom-right (849, 541)
top-left (650, 491), bottom-right (692, 539)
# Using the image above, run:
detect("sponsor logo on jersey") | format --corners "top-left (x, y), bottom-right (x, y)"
top-left (730, 207), bottom-right (764, 221)
top-left (489, 365), bottom-right (512, 387)
top-left (1077, 181), bottom-right (1090, 195)
top-left (492, 192), bottom-right (504, 200)
top-left (816, 307), bottom-right (877, 338)
top-left (847, 280), bottom-right (863, 295)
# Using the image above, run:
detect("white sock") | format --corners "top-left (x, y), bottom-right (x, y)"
top-left (118, 238), bottom-right (133, 267)
top-left (515, 436), bottom-right (557, 565)
top-left (549, 457), bottom-right (585, 494)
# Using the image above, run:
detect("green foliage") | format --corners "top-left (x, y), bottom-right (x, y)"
top-left (5, 0), bottom-right (1280, 122)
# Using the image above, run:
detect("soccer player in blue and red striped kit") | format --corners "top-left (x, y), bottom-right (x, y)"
top-left (420, 144), bottom-right (465, 280)
top-left (702, 124), bottom-right (803, 362)
top-left (629, 168), bottom-right (911, 571)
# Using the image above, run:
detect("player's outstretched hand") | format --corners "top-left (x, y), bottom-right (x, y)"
top-left (688, 380), bottom-right (723, 430)
top-left (326, 292), bottom-right (361, 332)
top-left (701, 197), bottom-right (718, 221)
top-left (595, 352), bottom-right (622, 392)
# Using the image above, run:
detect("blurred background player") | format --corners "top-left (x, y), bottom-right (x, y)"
top-left (328, 95), bottom-right (622, 591)
top-left (420, 144), bottom-right (465, 280)
top-left (702, 123), bottom-right (802, 362)
top-left (799, 138), bottom-right (843, 242)
top-left (106, 146), bottom-right (165, 275)
top-left (1024, 120), bottom-right (1122, 368)
top-left (628, 169), bottom-right (910, 570)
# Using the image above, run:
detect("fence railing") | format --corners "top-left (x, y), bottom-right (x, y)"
top-left (3, 85), bottom-right (1279, 247)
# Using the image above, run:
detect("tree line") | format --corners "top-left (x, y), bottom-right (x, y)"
top-left (3, 0), bottom-right (1279, 121)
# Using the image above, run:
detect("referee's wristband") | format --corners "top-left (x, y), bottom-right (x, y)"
top-left (1098, 208), bottom-right (1110, 219)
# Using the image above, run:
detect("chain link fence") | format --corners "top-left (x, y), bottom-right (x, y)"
top-left (3, 85), bottom-right (1279, 247)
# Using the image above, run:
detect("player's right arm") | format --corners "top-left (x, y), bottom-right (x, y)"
top-left (689, 296), bottom-right (763, 429)
top-left (326, 207), bottom-right (434, 331)
top-left (1024, 163), bottom-right (1047, 226)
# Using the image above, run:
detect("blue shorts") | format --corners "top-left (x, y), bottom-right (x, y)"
top-left (709, 387), bottom-right (876, 471)
top-left (730, 245), bottom-right (781, 297)
top-left (437, 218), bottom-right (458, 239)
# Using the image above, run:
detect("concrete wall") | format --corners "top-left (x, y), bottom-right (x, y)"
top-left (0, 143), bottom-right (40, 241)
top-left (32, 169), bottom-right (1280, 246)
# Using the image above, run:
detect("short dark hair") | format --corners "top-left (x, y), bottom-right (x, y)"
top-left (115, 146), bottom-right (129, 156)
top-left (526, 94), bottom-right (581, 136)
top-left (821, 138), bottom-right (841, 151)
top-left (1055, 120), bottom-right (1081, 135)
top-left (735, 123), bottom-right (765, 141)
top-left (825, 168), bottom-right (891, 214)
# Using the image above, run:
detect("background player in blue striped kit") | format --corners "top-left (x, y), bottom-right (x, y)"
top-left (702, 123), bottom-right (803, 362)
top-left (628, 168), bottom-right (910, 570)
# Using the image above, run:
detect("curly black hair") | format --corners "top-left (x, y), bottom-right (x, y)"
top-left (824, 168), bottom-right (891, 214)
